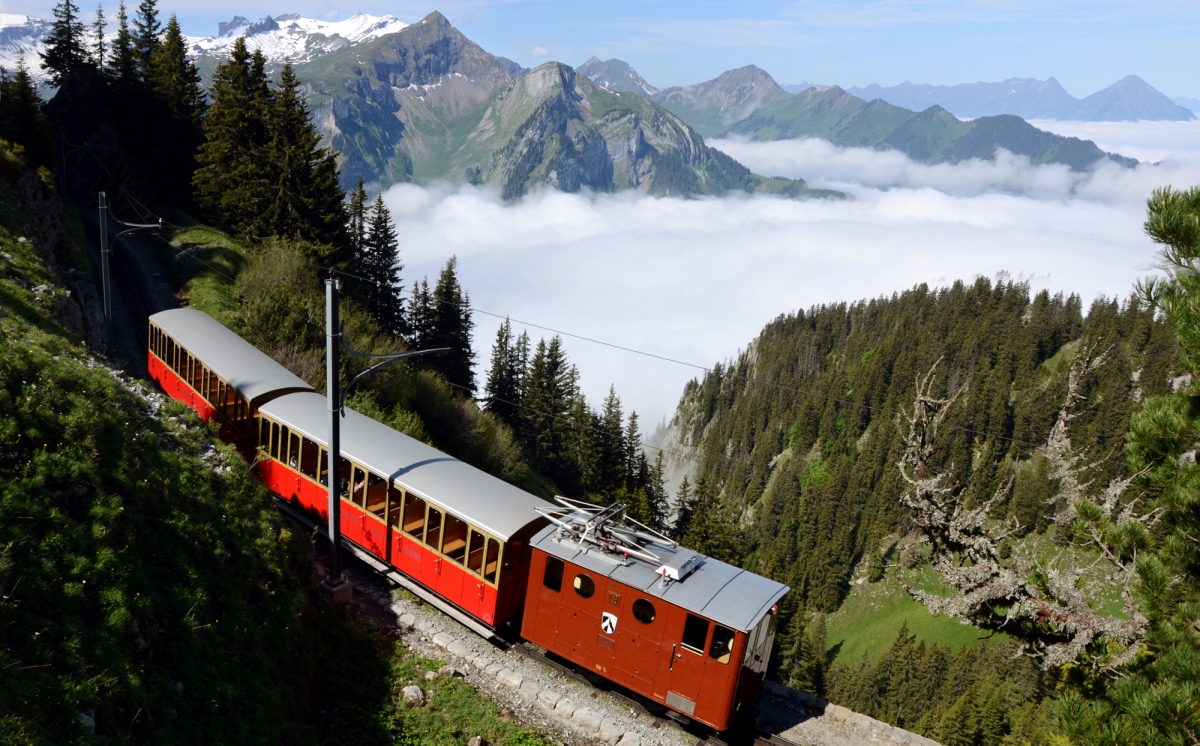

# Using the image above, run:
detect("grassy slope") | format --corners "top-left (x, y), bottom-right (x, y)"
top-left (0, 145), bottom-right (550, 745)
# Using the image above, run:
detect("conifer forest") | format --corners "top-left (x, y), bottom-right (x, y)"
top-left (3, 0), bottom-right (1200, 743)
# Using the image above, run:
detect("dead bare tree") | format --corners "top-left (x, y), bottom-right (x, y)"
top-left (898, 347), bottom-right (1152, 671)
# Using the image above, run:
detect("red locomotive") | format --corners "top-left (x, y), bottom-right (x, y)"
top-left (147, 308), bottom-right (787, 731)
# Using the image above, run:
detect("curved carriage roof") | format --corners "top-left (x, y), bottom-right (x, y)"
top-left (531, 523), bottom-right (789, 633)
top-left (259, 392), bottom-right (551, 541)
top-left (150, 308), bottom-right (314, 406)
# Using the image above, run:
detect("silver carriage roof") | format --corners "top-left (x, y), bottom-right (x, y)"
top-left (530, 498), bottom-right (789, 633)
top-left (150, 308), bottom-right (314, 406)
top-left (258, 391), bottom-right (552, 542)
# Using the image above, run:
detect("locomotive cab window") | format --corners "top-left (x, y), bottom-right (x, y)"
top-left (709, 625), bottom-right (735, 664)
top-left (543, 556), bottom-right (564, 592)
top-left (681, 614), bottom-right (709, 654)
top-left (633, 598), bottom-right (656, 624)
top-left (573, 573), bottom-right (595, 599)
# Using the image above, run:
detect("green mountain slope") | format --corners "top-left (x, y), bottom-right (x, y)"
top-left (298, 13), bottom-right (815, 198)
top-left (669, 68), bottom-right (1135, 169)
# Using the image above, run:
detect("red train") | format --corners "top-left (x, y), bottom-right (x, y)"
top-left (147, 308), bottom-right (788, 731)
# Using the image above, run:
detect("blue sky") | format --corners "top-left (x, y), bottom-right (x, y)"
top-left (10, 0), bottom-right (1200, 97)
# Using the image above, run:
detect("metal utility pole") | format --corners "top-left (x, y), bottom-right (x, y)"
top-left (97, 192), bottom-right (161, 352)
top-left (99, 192), bottom-right (110, 348)
top-left (322, 273), bottom-right (446, 602)
top-left (323, 275), bottom-right (350, 601)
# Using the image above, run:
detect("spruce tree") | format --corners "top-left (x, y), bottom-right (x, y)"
top-left (148, 14), bottom-right (205, 205)
top-left (194, 38), bottom-right (270, 235)
top-left (359, 194), bottom-right (406, 337)
top-left (40, 0), bottom-right (89, 86)
top-left (107, 2), bottom-right (138, 91)
top-left (260, 63), bottom-right (347, 254)
top-left (90, 4), bottom-right (106, 69)
top-left (521, 336), bottom-right (577, 484)
top-left (671, 475), bottom-right (695, 539)
top-left (645, 451), bottom-right (669, 533)
top-left (132, 0), bottom-right (161, 82)
top-left (426, 256), bottom-right (476, 396)
top-left (347, 177), bottom-right (368, 259)
top-left (407, 278), bottom-right (434, 350)
top-left (0, 57), bottom-right (53, 166)
top-left (596, 387), bottom-right (625, 494)
top-left (484, 318), bottom-right (523, 430)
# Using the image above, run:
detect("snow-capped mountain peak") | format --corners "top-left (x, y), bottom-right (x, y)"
top-left (188, 12), bottom-right (408, 64)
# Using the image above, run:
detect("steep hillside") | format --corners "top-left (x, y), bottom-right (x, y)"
top-left (659, 280), bottom-right (1176, 613)
top-left (299, 14), bottom-right (812, 198)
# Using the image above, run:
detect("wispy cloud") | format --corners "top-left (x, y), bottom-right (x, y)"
top-left (382, 129), bottom-right (1194, 425)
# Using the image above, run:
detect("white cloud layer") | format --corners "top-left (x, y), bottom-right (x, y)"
top-left (385, 123), bottom-right (1200, 428)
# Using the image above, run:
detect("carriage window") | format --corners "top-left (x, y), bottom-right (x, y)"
top-left (338, 458), bottom-right (351, 497)
top-left (287, 432), bottom-right (300, 470)
top-left (543, 556), bottom-right (564, 592)
top-left (425, 506), bottom-right (443, 551)
top-left (207, 372), bottom-right (220, 404)
top-left (467, 529), bottom-right (486, 575)
top-left (403, 494), bottom-right (426, 538)
top-left (442, 514), bottom-right (468, 564)
top-left (271, 422), bottom-right (281, 460)
top-left (351, 466), bottom-right (367, 507)
top-left (318, 448), bottom-right (329, 486)
top-left (633, 599), bottom-right (656, 624)
top-left (365, 473), bottom-right (386, 518)
top-left (259, 418), bottom-right (271, 450)
top-left (681, 614), bottom-right (709, 654)
top-left (709, 625), bottom-right (735, 664)
top-left (166, 338), bottom-right (176, 370)
top-left (388, 484), bottom-right (404, 528)
top-left (484, 540), bottom-right (500, 584)
top-left (573, 573), bottom-right (595, 599)
top-left (299, 437), bottom-right (319, 479)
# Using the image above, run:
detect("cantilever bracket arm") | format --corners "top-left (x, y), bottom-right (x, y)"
top-left (338, 345), bottom-right (449, 414)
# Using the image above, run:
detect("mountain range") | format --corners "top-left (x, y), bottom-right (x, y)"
top-left (0, 11), bottom-right (1150, 196)
top-left (847, 75), bottom-right (1195, 121)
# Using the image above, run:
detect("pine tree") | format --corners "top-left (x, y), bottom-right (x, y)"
top-left (596, 386), bottom-right (625, 494)
top-left (408, 278), bottom-right (434, 350)
top-left (624, 411), bottom-right (649, 493)
top-left (194, 38), bottom-right (271, 236)
top-left (347, 177), bottom-right (368, 259)
top-left (107, 1), bottom-right (137, 90)
top-left (132, 0), bottom-right (161, 82)
top-left (259, 63), bottom-right (348, 254)
top-left (90, 4), bottom-right (105, 68)
top-left (645, 451), bottom-right (670, 533)
top-left (0, 57), bottom-right (52, 166)
top-left (40, 0), bottom-right (89, 86)
top-left (484, 318), bottom-right (523, 431)
top-left (359, 194), bottom-right (406, 337)
top-left (671, 475), bottom-right (695, 539)
top-left (147, 15), bottom-right (205, 205)
top-left (521, 336), bottom-right (577, 484)
top-left (426, 256), bottom-right (476, 396)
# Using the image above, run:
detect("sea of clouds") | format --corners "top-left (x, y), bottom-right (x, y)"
top-left (384, 121), bottom-right (1200, 428)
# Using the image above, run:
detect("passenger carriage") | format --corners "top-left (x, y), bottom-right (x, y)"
top-left (255, 392), bottom-right (551, 627)
top-left (521, 499), bottom-right (788, 731)
top-left (147, 308), bottom-right (313, 455)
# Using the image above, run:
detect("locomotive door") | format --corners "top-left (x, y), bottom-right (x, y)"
top-left (614, 595), bottom-right (663, 690)
top-left (661, 607), bottom-right (710, 718)
top-left (593, 587), bottom-right (623, 677)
